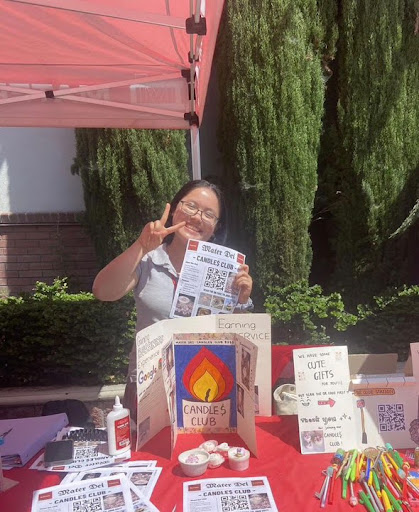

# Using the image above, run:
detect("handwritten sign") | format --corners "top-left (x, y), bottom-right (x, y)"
top-left (294, 346), bottom-right (355, 454)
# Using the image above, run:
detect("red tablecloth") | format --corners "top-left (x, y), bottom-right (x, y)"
top-left (1, 420), bottom-right (366, 512)
top-left (1, 345), bottom-right (362, 511)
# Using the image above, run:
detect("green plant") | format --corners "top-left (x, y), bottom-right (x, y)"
top-left (317, 0), bottom-right (419, 304)
top-left (0, 279), bottom-right (136, 387)
top-left (264, 280), bottom-right (357, 345)
top-left (216, 0), bottom-right (332, 297)
top-left (346, 285), bottom-right (419, 358)
top-left (71, 128), bottom-right (189, 267)
top-left (264, 281), bottom-right (419, 359)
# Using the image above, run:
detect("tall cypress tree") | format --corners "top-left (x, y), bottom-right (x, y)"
top-left (216, 0), bottom-right (329, 297)
top-left (324, 0), bottom-right (419, 303)
top-left (72, 129), bottom-right (189, 266)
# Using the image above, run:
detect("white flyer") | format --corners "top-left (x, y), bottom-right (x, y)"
top-left (30, 427), bottom-right (131, 472)
top-left (31, 473), bottom-right (135, 512)
top-left (61, 461), bottom-right (157, 484)
top-left (170, 239), bottom-right (246, 318)
top-left (183, 476), bottom-right (278, 512)
top-left (69, 465), bottom-right (162, 500)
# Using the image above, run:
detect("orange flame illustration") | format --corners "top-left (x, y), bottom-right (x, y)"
top-left (183, 347), bottom-right (234, 402)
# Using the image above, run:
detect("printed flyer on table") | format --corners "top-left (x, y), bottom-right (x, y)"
top-left (183, 476), bottom-right (278, 512)
top-left (31, 473), bottom-right (157, 512)
top-left (170, 239), bottom-right (245, 318)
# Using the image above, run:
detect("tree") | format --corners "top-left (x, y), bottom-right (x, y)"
top-left (216, 0), bottom-right (330, 300)
top-left (72, 129), bottom-right (189, 266)
top-left (319, 0), bottom-right (419, 304)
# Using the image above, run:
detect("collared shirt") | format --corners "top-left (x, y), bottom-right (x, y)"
top-left (127, 244), bottom-right (177, 382)
top-left (134, 243), bottom-right (178, 333)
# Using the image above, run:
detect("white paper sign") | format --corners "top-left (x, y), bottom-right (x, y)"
top-left (170, 239), bottom-right (245, 318)
top-left (294, 346), bottom-right (356, 454)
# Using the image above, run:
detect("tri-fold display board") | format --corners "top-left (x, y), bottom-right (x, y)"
top-left (294, 342), bottom-right (419, 454)
top-left (134, 314), bottom-right (272, 456)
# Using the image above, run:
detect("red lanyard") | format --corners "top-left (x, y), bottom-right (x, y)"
top-left (171, 276), bottom-right (178, 292)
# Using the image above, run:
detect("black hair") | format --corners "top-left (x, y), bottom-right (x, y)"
top-left (165, 179), bottom-right (228, 245)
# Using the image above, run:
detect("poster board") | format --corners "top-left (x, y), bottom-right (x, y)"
top-left (162, 333), bottom-right (258, 456)
top-left (135, 313), bottom-right (271, 426)
top-left (136, 325), bottom-right (258, 455)
top-left (294, 342), bottom-right (419, 453)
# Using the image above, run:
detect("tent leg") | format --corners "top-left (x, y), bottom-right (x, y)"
top-left (190, 125), bottom-right (202, 180)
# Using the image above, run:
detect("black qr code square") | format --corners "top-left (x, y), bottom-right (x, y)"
top-left (220, 495), bottom-right (249, 511)
top-left (72, 497), bottom-right (101, 512)
top-left (74, 446), bottom-right (97, 459)
top-left (204, 267), bottom-right (228, 291)
top-left (378, 403), bottom-right (406, 432)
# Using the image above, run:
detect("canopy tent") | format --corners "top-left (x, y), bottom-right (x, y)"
top-left (0, 0), bottom-right (225, 178)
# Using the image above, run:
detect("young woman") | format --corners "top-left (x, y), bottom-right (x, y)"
top-left (92, 180), bottom-right (253, 414)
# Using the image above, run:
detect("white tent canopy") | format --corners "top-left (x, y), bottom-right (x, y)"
top-left (0, 0), bottom-right (225, 178)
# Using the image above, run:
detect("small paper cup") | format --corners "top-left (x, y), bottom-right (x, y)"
top-left (178, 449), bottom-right (210, 477)
top-left (228, 447), bottom-right (250, 471)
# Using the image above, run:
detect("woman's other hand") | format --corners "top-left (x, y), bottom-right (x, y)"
top-left (234, 264), bottom-right (253, 304)
top-left (138, 203), bottom-right (185, 253)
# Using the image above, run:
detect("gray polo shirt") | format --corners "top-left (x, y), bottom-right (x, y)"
top-left (127, 243), bottom-right (177, 382)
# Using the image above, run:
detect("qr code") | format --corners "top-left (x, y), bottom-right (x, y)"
top-left (220, 495), bottom-right (248, 511)
top-left (378, 403), bottom-right (406, 432)
top-left (204, 267), bottom-right (228, 291)
top-left (72, 497), bottom-right (101, 512)
top-left (74, 446), bottom-right (98, 459)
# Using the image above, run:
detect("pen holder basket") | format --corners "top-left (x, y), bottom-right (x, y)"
top-left (273, 384), bottom-right (297, 415)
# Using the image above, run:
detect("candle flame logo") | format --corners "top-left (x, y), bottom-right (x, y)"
top-left (183, 347), bottom-right (234, 402)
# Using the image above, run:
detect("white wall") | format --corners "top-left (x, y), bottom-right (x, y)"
top-left (0, 128), bottom-right (84, 213)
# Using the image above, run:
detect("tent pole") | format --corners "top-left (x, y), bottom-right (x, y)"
top-left (190, 125), bottom-right (202, 180)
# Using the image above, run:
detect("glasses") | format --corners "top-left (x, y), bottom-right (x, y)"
top-left (179, 201), bottom-right (219, 225)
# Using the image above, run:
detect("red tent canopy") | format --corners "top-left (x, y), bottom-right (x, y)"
top-left (0, 0), bottom-right (225, 176)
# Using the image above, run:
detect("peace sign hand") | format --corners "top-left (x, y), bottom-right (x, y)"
top-left (138, 203), bottom-right (185, 254)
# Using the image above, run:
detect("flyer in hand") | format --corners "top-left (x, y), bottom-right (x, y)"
top-left (183, 476), bottom-right (278, 512)
top-left (169, 239), bottom-right (245, 318)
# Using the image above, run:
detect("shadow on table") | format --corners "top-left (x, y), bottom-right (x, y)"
top-left (256, 415), bottom-right (301, 452)
top-left (138, 426), bottom-right (173, 459)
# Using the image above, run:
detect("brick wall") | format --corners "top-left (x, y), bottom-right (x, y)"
top-left (0, 213), bottom-right (99, 296)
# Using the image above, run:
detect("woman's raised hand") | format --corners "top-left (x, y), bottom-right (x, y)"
top-left (138, 203), bottom-right (185, 253)
top-left (233, 264), bottom-right (253, 304)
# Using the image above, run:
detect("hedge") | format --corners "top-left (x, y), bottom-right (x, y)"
top-left (2, 279), bottom-right (417, 387)
top-left (265, 280), bottom-right (419, 359)
top-left (0, 279), bottom-right (135, 387)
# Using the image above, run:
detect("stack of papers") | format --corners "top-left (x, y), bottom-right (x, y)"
top-left (0, 413), bottom-right (68, 467)
top-left (31, 473), bottom-right (160, 512)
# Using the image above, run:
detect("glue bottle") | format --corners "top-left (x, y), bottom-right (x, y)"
top-left (106, 396), bottom-right (131, 456)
